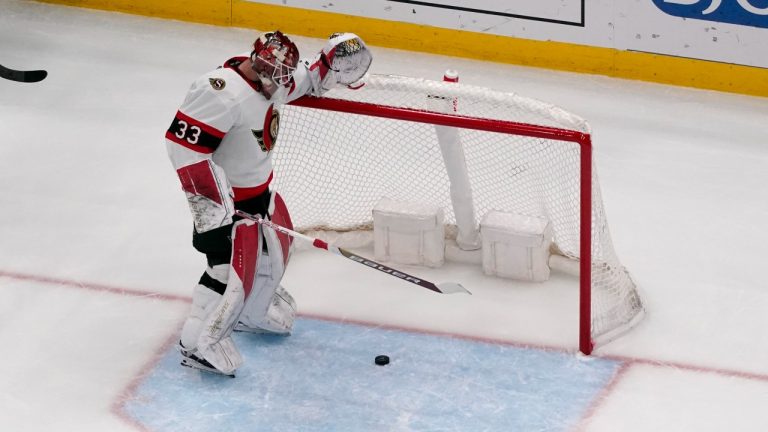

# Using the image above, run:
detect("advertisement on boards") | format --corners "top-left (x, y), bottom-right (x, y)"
top-left (620, 0), bottom-right (768, 68)
top-left (653, 0), bottom-right (768, 29)
top-left (382, 0), bottom-right (585, 26)
top-left (250, 0), bottom-right (768, 68)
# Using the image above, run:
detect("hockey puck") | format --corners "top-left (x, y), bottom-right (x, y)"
top-left (374, 355), bottom-right (390, 366)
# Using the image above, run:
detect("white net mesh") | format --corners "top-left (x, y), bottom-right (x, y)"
top-left (273, 74), bottom-right (643, 347)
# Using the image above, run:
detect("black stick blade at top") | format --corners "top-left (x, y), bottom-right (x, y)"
top-left (0, 64), bottom-right (48, 83)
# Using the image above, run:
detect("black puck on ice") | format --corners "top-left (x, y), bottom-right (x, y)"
top-left (374, 355), bottom-right (390, 366)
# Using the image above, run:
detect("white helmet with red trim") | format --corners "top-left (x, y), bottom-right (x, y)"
top-left (250, 31), bottom-right (299, 98)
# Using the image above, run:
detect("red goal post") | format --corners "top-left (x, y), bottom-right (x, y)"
top-left (275, 74), bottom-right (644, 354)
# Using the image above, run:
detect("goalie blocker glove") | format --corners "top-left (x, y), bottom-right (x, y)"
top-left (307, 33), bottom-right (373, 95)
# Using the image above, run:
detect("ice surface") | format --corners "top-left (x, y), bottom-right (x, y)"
top-left (126, 319), bottom-right (620, 431)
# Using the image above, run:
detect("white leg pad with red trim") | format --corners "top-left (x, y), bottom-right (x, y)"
top-left (236, 192), bottom-right (296, 334)
top-left (193, 219), bottom-right (263, 374)
top-left (262, 285), bottom-right (297, 334)
top-left (180, 272), bottom-right (225, 351)
top-left (236, 222), bottom-right (296, 334)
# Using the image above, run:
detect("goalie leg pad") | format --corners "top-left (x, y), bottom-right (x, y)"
top-left (236, 284), bottom-right (297, 335)
top-left (237, 194), bottom-right (296, 334)
top-left (180, 270), bottom-right (226, 351)
top-left (268, 191), bottom-right (294, 265)
top-left (236, 225), bottom-right (292, 334)
top-left (262, 285), bottom-right (297, 334)
top-left (193, 219), bottom-right (262, 374)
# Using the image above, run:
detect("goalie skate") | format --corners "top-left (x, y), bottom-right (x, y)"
top-left (179, 343), bottom-right (235, 378)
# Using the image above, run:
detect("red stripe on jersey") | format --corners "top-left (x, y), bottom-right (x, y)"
top-left (175, 111), bottom-right (226, 139)
top-left (262, 104), bottom-right (274, 151)
top-left (165, 130), bottom-right (215, 154)
top-left (232, 171), bottom-right (274, 202)
top-left (166, 110), bottom-right (227, 154)
top-left (176, 160), bottom-right (224, 205)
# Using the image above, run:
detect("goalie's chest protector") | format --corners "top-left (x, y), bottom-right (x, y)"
top-left (205, 65), bottom-right (282, 195)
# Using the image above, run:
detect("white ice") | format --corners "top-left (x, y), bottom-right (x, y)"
top-left (1, 0), bottom-right (767, 430)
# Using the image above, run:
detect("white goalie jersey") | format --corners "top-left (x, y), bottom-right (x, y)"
top-left (168, 32), bottom-right (373, 376)
top-left (166, 33), bottom-right (372, 234)
top-left (165, 54), bottom-right (313, 205)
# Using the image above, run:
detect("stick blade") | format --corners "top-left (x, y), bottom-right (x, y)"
top-left (22, 70), bottom-right (47, 83)
top-left (0, 65), bottom-right (47, 83)
top-left (437, 282), bottom-right (471, 295)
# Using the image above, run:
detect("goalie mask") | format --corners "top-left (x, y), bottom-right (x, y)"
top-left (250, 31), bottom-right (299, 99)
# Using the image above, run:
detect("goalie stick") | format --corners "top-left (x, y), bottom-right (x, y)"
top-left (0, 64), bottom-right (47, 83)
top-left (234, 210), bottom-right (470, 295)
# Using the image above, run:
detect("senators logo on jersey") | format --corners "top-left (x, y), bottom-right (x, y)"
top-left (208, 78), bottom-right (226, 90)
top-left (252, 105), bottom-right (280, 152)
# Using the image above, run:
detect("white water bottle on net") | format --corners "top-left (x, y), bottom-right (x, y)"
top-left (272, 72), bottom-right (644, 354)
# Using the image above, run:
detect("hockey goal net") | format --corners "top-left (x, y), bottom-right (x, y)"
top-left (273, 73), bottom-right (643, 354)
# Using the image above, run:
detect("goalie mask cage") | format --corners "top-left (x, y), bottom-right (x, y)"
top-left (274, 74), bottom-right (644, 354)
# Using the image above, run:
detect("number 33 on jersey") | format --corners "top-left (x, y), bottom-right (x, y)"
top-left (164, 55), bottom-right (311, 203)
top-left (166, 100), bottom-right (279, 154)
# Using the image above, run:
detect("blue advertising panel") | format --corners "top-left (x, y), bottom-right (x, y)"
top-left (653, 0), bottom-right (768, 29)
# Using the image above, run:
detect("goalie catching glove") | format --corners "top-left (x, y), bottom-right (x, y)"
top-left (308, 32), bottom-right (372, 95)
